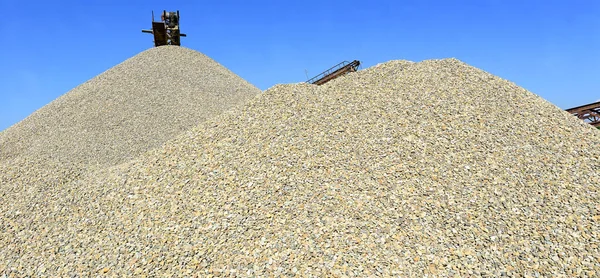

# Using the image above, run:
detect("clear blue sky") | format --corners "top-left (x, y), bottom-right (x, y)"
top-left (1, 0), bottom-right (598, 132)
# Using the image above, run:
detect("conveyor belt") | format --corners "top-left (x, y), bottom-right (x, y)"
top-left (307, 60), bottom-right (360, 85)
top-left (566, 101), bottom-right (600, 127)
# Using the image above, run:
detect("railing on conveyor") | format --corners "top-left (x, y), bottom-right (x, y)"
top-left (566, 101), bottom-right (600, 127)
top-left (306, 60), bottom-right (361, 85)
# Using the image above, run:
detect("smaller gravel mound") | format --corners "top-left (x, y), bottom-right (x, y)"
top-left (0, 45), bottom-right (261, 168)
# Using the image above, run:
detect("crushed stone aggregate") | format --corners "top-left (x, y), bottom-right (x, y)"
top-left (1, 54), bottom-right (599, 276)
top-left (0, 45), bottom-right (260, 168)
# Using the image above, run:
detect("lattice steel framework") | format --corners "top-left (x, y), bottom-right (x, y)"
top-left (566, 101), bottom-right (600, 127)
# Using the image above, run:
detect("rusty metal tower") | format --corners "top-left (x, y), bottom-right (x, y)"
top-left (142, 10), bottom-right (187, 47)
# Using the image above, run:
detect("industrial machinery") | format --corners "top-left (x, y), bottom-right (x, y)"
top-left (142, 10), bottom-right (187, 47)
top-left (306, 60), bottom-right (361, 85)
top-left (566, 101), bottom-right (600, 128)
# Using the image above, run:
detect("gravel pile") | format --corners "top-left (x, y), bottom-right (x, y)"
top-left (2, 58), bottom-right (600, 276)
top-left (0, 45), bottom-right (261, 168)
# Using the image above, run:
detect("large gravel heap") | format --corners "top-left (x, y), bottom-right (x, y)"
top-left (2, 58), bottom-right (599, 276)
top-left (0, 45), bottom-right (260, 168)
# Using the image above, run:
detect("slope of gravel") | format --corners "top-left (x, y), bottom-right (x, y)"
top-left (2, 58), bottom-right (599, 276)
top-left (0, 45), bottom-right (261, 168)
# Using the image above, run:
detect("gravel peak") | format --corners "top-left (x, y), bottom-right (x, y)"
top-left (0, 45), bottom-right (261, 167)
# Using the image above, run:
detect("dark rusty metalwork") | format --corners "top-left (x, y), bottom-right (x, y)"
top-left (142, 10), bottom-right (187, 47)
top-left (566, 101), bottom-right (600, 127)
top-left (307, 60), bottom-right (361, 85)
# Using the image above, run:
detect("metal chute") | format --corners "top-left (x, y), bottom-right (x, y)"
top-left (142, 10), bottom-right (187, 47)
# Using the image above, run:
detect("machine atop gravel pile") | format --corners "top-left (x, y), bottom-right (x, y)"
top-left (142, 10), bottom-right (187, 47)
top-left (307, 60), bottom-right (361, 85)
top-left (566, 100), bottom-right (600, 127)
